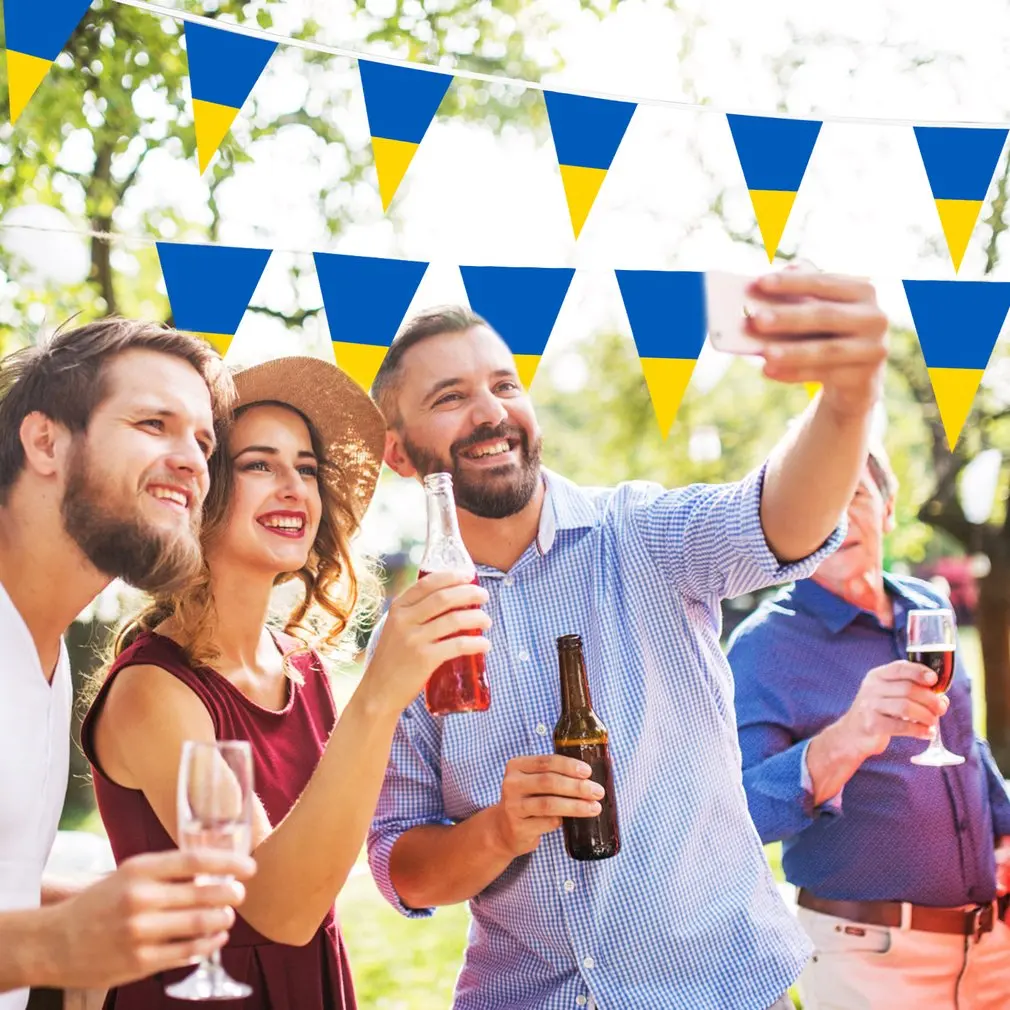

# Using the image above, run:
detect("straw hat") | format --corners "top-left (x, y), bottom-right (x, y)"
top-left (230, 356), bottom-right (386, 523)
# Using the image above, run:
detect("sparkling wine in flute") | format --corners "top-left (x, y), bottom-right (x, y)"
top-left (166, 740), bottom-right (255, 1002)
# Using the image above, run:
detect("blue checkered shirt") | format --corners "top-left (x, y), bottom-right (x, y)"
top-left (367, 466), bottom-right (843, 1010)
top-left (727, 574), bottom-right (1010, 905)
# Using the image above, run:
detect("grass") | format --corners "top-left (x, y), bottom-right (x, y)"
top-left (338, 869), bottom-right (470, 1009)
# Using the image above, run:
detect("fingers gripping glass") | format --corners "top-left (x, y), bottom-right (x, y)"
top-left (165, 740), bottom-right (255, 1001)
top-left (906, 609), bottom-right (964, 768)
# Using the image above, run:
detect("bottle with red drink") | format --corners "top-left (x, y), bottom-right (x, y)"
top-left (418, 472), bottom-right (491, 716)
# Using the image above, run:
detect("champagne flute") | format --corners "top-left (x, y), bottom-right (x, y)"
top-left (906, 609), bottom-right (964, 767)
top-left (165, 740), bottom-right (254, 1001)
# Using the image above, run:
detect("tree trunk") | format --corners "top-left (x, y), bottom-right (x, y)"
top-left (975, 560), bottom-right (1010, 773)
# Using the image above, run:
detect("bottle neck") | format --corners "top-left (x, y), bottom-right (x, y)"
top-left (558, 647), bottom-right (592, 712)
top-left (425, 486), bottom-right (463, 544)
top-left (421, 476), bottom-right (473, 573)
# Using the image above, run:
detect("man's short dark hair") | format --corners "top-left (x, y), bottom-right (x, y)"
top-left (371, 305), bottom-right (488, 426)
top-left (0, 317), bottom-right (234, 504)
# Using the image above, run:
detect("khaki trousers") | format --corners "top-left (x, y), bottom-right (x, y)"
top-left (797, 905), bottom-right (1010, 1010)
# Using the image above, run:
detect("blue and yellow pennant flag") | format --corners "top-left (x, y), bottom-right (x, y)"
top-left (615, 270), bottom-right (706, 438)
top-left (184, 21), bottom-right (277, 174)
top-left (459, 266), bottom-right (575, 389)
top-left (913, 126), bottom-right (1008, 272)
top-left (157, 242), bottom-right (271, 358)
top-left (726, 114), bottom-right (822, 262)
top-left (358, 60), bottom-right (452, 212)
top-left (3, 0), bottom-right (91, 123)
top-left (543, 91), bottom-right (636, 239)
top-left (903, 279), bottom-right (1010, 450)
top-left (313, 252), bottom-right (429, 391)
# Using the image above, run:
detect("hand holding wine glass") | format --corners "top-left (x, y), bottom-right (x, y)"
top-left (165, 740), bottom-right (255, 1001)
top-left (907, 608), bottom-right (964, 768)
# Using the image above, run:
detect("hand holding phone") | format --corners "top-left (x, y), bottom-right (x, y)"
top-left (705, 270), bottom-right (809, 356)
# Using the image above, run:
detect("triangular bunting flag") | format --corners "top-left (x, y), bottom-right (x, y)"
top-left (543, 91), bottom-right (636, 239)
top-left (902, 279), bottom-right (1010, 450)
top-left (184, 21), bottom-right (277, 174)
top-left (615, 270), bottom-right (706, 438)
top-left (157, 243), bottom-right (271, 358)
top-left (358, 60), bottom-right (452, 212)
top-left (459, 267), bottom-right (575, 389)
top-left (726, 114), bottom-right (822, 262)
top-left (3, 0), bottom-right (92, 123)
top-left (313, 253), bottom-right (429, 391)
top-left (913, 126), bottom-right (1008, 272)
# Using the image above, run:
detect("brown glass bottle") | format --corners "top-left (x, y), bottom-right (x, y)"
top-left (553, 634), bottom-right (620, 861)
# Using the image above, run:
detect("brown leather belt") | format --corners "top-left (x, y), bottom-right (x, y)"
top-left (798, 888), bottom-right (1010, 942)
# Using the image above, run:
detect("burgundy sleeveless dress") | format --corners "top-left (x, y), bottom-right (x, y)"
top-left (80, 631), bottom-right (357, 1010)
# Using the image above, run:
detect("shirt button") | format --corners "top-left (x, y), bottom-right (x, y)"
top-left (517, 648), bottom-right (530, 662)
top-left (503, 575), bottom-right (514, 587)
top-left (536, 723), bottom-right (548, 737)
top-left (564, 879), bottom-right (575, 893)
top-left (583, 956), bottom-right (595, 969)
top-left (576, 998), bottom-right (587, 1007)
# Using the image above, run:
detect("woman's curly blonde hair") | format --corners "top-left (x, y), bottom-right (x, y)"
top-left (107, 401), bottom-right (380, 677)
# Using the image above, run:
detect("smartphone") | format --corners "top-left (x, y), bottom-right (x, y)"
top-left (704, 271), bottom-right (773, 356)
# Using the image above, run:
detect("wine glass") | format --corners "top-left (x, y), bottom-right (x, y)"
top-left (165, 740), bottom-right (254, 1001)
top-left (906, 609), bottom-right (964, 767)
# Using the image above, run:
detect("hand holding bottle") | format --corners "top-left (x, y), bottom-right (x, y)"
top-left (362, 570), bottom-right (491, 715)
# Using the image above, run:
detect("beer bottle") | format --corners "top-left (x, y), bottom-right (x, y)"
top-left (418, 473), bottom-right (491, 715)
top-left (553, 634), bottom-right (620, 860)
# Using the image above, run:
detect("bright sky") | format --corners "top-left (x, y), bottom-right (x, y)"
top-left (6, 0), bottom-right (1010, 567)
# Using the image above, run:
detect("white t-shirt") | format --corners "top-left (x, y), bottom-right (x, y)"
top-left (0, 582), bottom-right (71, 1010)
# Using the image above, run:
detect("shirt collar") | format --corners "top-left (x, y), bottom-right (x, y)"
top-left (790, 572), bottom-right (938, 634)
top-left (534, 468), bottom-right (600, 556)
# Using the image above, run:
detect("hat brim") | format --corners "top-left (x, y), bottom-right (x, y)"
top-left (230, 356), bottom-right (386, 526)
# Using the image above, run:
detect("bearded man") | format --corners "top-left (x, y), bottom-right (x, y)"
top-left (0, 319), bottom-right (255, 1009)
top-left (364, 267), bottom-right (890, 1010)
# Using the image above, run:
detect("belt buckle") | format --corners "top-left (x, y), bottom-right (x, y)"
top-left (971, 903), bottom-right (994, 944)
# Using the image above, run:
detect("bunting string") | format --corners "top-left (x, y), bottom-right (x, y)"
top-left (101, 0), bottom-right (1010, 129)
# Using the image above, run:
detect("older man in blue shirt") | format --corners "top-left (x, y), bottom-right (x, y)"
top-left (728, 442), bottom-right (1010, 1009)
top-left (365, 269), bottom-right (888, 1010)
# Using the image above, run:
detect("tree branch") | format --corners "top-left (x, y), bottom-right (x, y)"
top-left (247, 305), bottom-right (323, 327)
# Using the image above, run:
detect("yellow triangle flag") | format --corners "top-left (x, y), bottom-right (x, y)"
top-left (7, 50), bottom-right (52, 124)
top-left (640, 357), bottom-right (697, 438)
top-left (371, 137), bottom-right (419, 211)
top-left (804, 382), bottom-right (821, 399)
top-left (927, 366), bottom-right (986, 449)
top-left (332, 341), bottom-right (391, 392)
top-left (199, 331), bottom-right (234, 358)
top-left (748, 189), bottom-right (797, 263)
top-left (193, 98), bottom-right (240, 174)
top-left (559, 165), bottom-right (607, 239)
top-left (512, 353), bottom-right (542, 390)
top-left (934, 198), bottom-right (983, 273)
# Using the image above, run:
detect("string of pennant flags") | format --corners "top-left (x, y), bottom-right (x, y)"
top-left (3, 1), bottom-right (1010, 449)
top-left (5, 0), bottom-right (1010, 264)
top-left (144, 238), bottom-right (1008, 452)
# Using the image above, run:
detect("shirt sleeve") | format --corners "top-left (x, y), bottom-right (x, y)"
top-left (730, 625), bottom-right (844, 843)
top-left (977, 737), bottom-right (1010, 838)
top-left (364, 616), bottom-right (450, 919)
top-left (631, 462), bottom-right (845, 603)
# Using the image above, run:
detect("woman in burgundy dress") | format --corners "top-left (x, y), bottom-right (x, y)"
top-left (81, 355), bottom-right (491, 1009)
